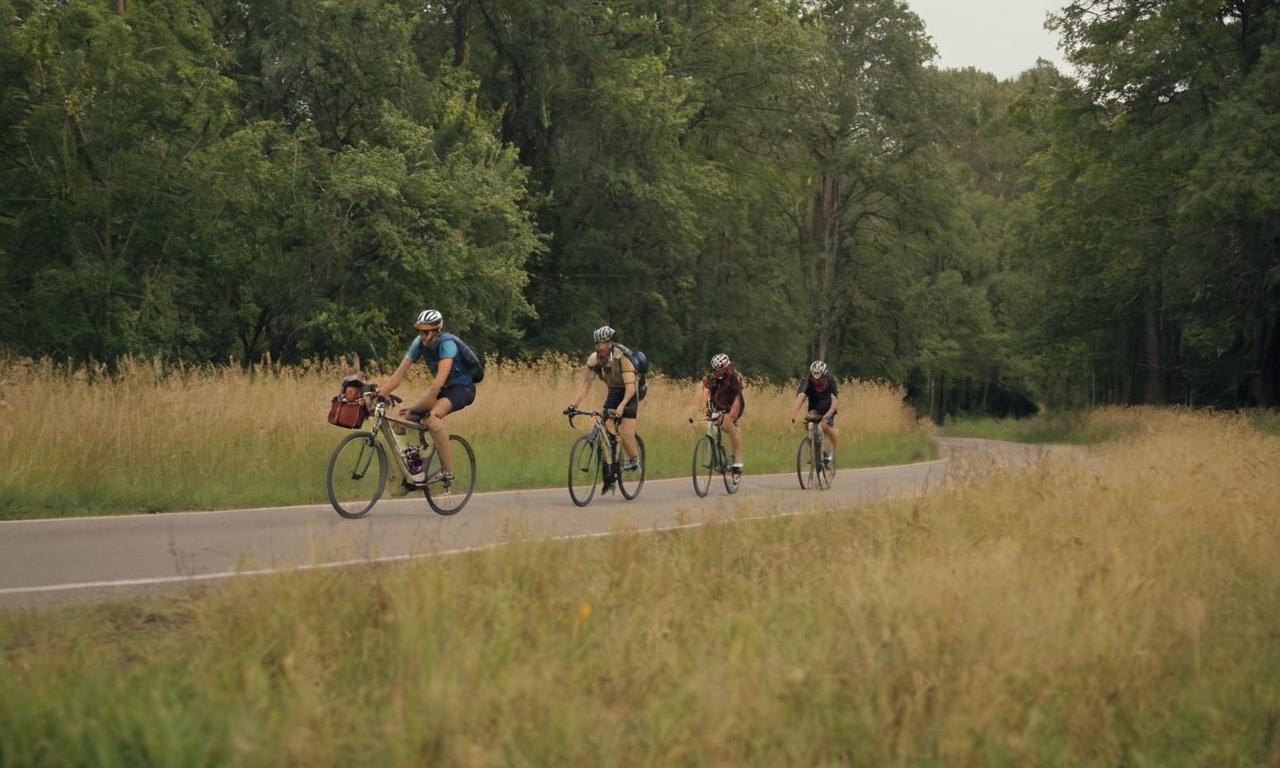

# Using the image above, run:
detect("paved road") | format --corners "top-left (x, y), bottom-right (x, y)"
top-left (0, 438), bottom-right (1057, 608)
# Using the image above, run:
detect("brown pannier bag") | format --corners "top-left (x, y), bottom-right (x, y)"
top-left (327, 376), bottom-right (369, 428)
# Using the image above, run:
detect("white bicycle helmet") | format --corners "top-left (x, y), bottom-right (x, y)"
top-left (593, 325), bottom-right (615, 342)
top-left (711, 353), bottom-right (731, 372)
top-left (809, 360), bottom-right (828, 378)
top-left (415, 309), bottom-right (443, 328)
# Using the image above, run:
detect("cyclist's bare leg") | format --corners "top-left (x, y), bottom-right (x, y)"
top-left (820, 421), bottom-right (838, 459)
top-left (618, 417), bottom-right (639, 461)
top-left (426, 397), bottom-right (456, 473)
top-left (724, 403), bottom-right (744, 464)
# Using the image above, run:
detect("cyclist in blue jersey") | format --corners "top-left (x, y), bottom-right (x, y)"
top-left (381, 309), bottom-right (477, 484)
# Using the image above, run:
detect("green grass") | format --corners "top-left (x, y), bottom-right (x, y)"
top-left (0, 428), bottom-right (936, 521)
top-left (0, 359), bottom-right (936, 520)
top-left (938, 410), bottom-right (1137, 445)
top-left (477, 425), bottom-right (937, 491)
top-left (1252, 410), bottom-right (1280, 436)
top-left (3, 412), bottom-right (1277, 765)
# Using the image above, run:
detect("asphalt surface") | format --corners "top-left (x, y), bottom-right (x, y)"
top-left (0, 437), bottom-right (1060, 608)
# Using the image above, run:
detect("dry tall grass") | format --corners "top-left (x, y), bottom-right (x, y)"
top-left (0, 357), bottom-right (931, 518)
top-left (1, 410), bottom-right (1276, 764)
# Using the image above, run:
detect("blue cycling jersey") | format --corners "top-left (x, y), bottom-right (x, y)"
top-left (405, 336), bottom-right (473, 387)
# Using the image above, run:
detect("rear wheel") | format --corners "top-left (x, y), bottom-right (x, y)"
top-left (618, 435), bottom-right (646, 500)
top-left (816, 441), bottom-right (834, 490)
top-left (796, 435), bottom-right (816, 490)
top-left (423, 435), bottom-right (477, 515)
top-left (692, 435), bottom-right (714, 497)
top-left (722, 445), bottom-right (741, 495)
top-left (568, 434), bottom-right (601, 507)
top-left (327, 431), bottom-right (388, 519)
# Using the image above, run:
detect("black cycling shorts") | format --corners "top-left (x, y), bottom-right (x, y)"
top-left (408, 383), bottom-right (476, 421)
top-left (603, 387), bottom-right (638, 419)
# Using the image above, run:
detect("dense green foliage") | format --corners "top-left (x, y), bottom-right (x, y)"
top-left (1, 0), bottom-right (1277, 413)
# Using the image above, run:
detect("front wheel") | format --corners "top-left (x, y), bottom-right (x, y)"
top-left (423, 435), bottom-right (477, 516)
top-left (618, 435), bottom-right (646, 500)
top-left (692, 435), bottom-right (714, 497)
top-left (568, 433), bottom-right (602, 507)
top-left (796, 435), bottom-right (816, 490)
top-left (327, 431), bottom-right (388, 519)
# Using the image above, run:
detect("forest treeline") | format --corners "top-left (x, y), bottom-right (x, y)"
top-left (1, 0), bottom-right (1277, 416)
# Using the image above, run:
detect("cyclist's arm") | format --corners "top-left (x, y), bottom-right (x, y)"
top-left (617, 380), bottom-right (635, 413)
top-left (789, 390), bottom-right (807, 420)
top-left (430, 356), bottom-right (454, 397)
top-left (824, 394), bottom-right (838, 420)
top-left (694, 382), bottom-right (711, 416)
top-left (570, 366), bottom-right (595, 410)
top-left (614, 357), bottom-right (637, 414)
top-left (728, 387), bottom-right (743, 422)
top-left (381, 356), bottom-right (415, 397)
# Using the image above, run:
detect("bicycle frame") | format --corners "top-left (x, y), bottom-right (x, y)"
top-left (692, 408), bottom-right (740, 496)
top-left (569, 410), bottom-right (624, 473)
top-left (565, 407), bottom-right (645, 506)
top-left (796, 414), bottom-right (833, 490)
top-left (367, 396), bottom-right (435, 481)
top-left (327, 389), bottom-right (477, 518)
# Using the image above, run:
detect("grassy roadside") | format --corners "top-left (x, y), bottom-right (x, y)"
top-left (1254, 410), bottom-right (1280, 436)
top-left (1, 411), bottom-right (1276, 764)
top-left (0, 358), bottom-right (934, 520)
top-left (942, 406), bottom-right (1280, 445)
top-left (939, 407), bottom-right (1146, 444)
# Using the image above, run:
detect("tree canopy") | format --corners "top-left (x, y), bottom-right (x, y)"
top-left (1, 0), bottom-right (1276, 412)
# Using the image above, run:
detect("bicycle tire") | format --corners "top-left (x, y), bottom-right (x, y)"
top-left (722, 444), bottom-right (741, 495)
top-left (618, 435), bottom-right (646, 500)
top-left (568, 433), bottom-right (601, 507)
top-left (796, 435), bottom-right (816, 490)
top-left (423, 435), bottom-right (477, 516)
top-left (692, 435), bottom-right (714, 497)
top-left (813, 431), bottom-right (832, 490)
top-left (327, 431), bottom-right (388, 519)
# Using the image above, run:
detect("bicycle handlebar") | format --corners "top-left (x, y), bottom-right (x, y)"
top-left (565, 406), bottom-right (616, 429)
top-left (361, 384), bottom-right (402, 407)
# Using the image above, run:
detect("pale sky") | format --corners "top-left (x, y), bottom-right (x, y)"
top-left (907, 0), bottom-right (1072, 80)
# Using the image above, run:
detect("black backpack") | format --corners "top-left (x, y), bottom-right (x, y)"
top-left (439, 332), bottom-right (485, 383)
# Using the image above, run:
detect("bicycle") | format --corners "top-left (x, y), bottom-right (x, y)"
top-left (326, 386), bottom-right (477, 518)
top-left (563, 407), bottom-right (646, 507)
top-left (689, 408), bottom-right (741, 497)
top-left (796, 413), bottom-right (835, 490)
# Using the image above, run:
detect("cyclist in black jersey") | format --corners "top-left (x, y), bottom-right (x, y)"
top-left (789, 360), bottom-right (839, 466)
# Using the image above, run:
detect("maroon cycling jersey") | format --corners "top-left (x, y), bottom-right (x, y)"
top-left (703, 370), bottom-right (744, 412)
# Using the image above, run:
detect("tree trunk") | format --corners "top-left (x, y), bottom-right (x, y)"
top-left (812, 175), bottom-right (839, 360)
top-left (1144, 287), bottom-right (1163, 404)
top-left (451, 1), bottom-right (471, 66)
top-left (929, 375), bottom-right (945, 425)
top-left (1258, 314), bottom-right (1279, 406)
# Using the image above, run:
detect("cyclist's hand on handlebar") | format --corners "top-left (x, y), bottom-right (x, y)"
top-left (563, 405), bottom-right (575, 416)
